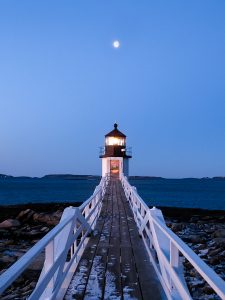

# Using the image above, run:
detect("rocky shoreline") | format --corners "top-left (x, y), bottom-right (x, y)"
top-left (163, 207), bottom-right (225, 300)
top-left (0, 202), bottom-right (80, 300)
top-left (0, 204), bottom-right (224, 299)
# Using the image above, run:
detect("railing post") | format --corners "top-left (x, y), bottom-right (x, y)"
top-left (75, 219), bottom-right (79, 262)
top-left (149, 208), bottom-right (171, 292)
top-left (45, 240), bottom-right (55, 291)
top-left (86, 204), bottom-right (90, 218)
top-left (92, 194), bottom-right (98, 229)
top-left (170, 240), bottom-right (179, 292)
top-left (170, 241), bottom-right (179, 269)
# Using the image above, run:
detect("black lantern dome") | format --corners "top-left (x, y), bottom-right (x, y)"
top-left (100, 123), bottom-right (131, 158)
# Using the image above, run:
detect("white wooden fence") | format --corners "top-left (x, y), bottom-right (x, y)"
top-left (0, 176), bottom-right (109, 300)
top-left (121, 174), bottom-right (225, 300)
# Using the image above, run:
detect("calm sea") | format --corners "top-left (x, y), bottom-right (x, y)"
top-left (0, 178), bottom-right (225, 210)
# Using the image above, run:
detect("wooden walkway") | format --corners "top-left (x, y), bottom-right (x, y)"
top-left (65, 180), bottom-right (164, 300)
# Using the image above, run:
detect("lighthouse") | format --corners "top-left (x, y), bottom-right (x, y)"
top-left (99, 123), bottom-right (132, 178)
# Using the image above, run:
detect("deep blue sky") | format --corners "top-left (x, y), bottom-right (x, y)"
top-left (0, 1), bottom-right (225, 178)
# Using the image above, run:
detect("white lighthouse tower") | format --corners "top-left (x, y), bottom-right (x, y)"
top-left (99, 123), bottom-right (132, 178)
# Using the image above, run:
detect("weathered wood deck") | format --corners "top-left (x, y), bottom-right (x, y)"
top-left (65, 179), bottom-right (163, 299)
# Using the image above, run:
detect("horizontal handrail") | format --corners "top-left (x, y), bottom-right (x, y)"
top-left (121, 174), bottom-right (225, 300)
top-left (0, 175), bottom-right (109, 299)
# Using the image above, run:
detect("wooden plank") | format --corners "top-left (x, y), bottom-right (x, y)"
top-left (115, 181), bottom-right (143, 300)
top-left (120, 245), bottom-right (142, 299)
top-left (103, 182), bottom-right (122, 299)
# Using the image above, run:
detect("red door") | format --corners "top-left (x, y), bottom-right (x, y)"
top-left (110, 160), bottom-right (120, 178)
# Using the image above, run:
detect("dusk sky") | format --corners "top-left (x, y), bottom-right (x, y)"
top-left (0, 1), bottom-right (225, 178)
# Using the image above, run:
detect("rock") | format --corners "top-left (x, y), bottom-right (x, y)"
top-left (20, 289), bottom-right (31, 297)
top-left (53, 210), bottom-right (62, 218)
top-left (3, 240), bottom-right (15, 246)
top-left (213, 229), bottom-right (225, 238)
top-left (196, 244), bottom-right (205, 250)
top-left (0, 219), bottom-right (21, 229)
top-left (16, 209), bottom-right (35, 222)
top-left (27, 253), bottom-right (44, 271)
top-left (189, 269), bottom-right (198, 277)
top-left (29, 281), bottom-right (37, 289)
top-left (208, 247), bottom-right (222, 257)
top-left (209, 256), bottom-right (220, 265)
top-left (190, 216), bottom-right (199, 222)
top-left (202, 285), bottom-right (214, 295)
top-left (0, 229), bottom-right (10, 237)
top-left (28, 229), bottom-right (43, 236)
top-left (201, 216), bottom-right (213, 221)
top-left (188, 234), bottom-right (205, 244)
top-left (32, 213), bottom-right (59, 226)
top-left (13, 250), bottom-right (25, 259)
top-left (213, 237), bottom-right (225, 247)
top-left (13, 229), bottom-right (44, 239)
top-left (205, 228), bottom-right (215, 234)
top-left (191, 279), bottom-right (205, 288)
top-left (198, 249), bottom-right (208, 257)
top-left (197, 220), bottom-right (207, 224)
top-left (0, 255), bottom-right (16, 265)
top-left (0, 294), bottom-right (16, 300)
top-left (40, 226), bottom-right (49, 232)
top-left (20, 284), bottom-right (32, 293)
top-left (33, 212), bottom-right (45, 222)
top-left (171, 223), bottom-right (183, 232)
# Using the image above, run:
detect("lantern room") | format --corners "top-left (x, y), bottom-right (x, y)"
top-left (105, 136), bottom-right (125, 146)
top-left (99, 123), bottom-right (132, 178)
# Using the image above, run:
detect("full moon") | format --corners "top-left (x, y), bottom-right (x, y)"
top-left (113, 40), bottom-right (120, 48)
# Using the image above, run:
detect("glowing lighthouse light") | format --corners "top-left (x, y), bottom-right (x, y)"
top-left (106, 136), bottom-right (125, 146)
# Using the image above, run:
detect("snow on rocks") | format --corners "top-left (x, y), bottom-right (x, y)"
top-left (0, 219), bottom-right (21, 228)
top-left (166, 213), bottom-right (225, 300)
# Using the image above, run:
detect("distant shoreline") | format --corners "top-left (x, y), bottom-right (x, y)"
top-left (0, 174), bottom-right (101, 180)
top-left (0, 202), bottom-right (224, 222)
top-left (1, 173), bottom-right (225, 180)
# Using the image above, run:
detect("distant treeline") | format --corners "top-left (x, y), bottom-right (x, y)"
top-left (0, 174), bottom-right (100, 180)
top-left (0, 174), bottom-right (225, 180)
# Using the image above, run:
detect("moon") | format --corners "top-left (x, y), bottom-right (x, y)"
top-left (113, 40), bottom-right (120, 48)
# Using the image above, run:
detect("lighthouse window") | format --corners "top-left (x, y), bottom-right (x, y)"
top-left (106, 137), bottom-right (125, 146)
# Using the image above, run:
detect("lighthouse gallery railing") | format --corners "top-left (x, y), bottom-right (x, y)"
top-left (121, 174), bottom-right (225, 300)
top-left (0, 176), bottom-right (109, 300)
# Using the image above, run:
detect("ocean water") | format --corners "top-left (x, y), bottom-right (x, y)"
top-left (130, 178), bottom-right (225, 210)
top-left (0, 178), bottom-right (100, 205)
top-left (0, 178), bottom-right (225, 210)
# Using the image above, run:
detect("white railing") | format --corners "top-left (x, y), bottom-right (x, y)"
top-left (121, 174), bottom-right (225, 300)
top-left (0, 176), bottom-right (109, 300)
